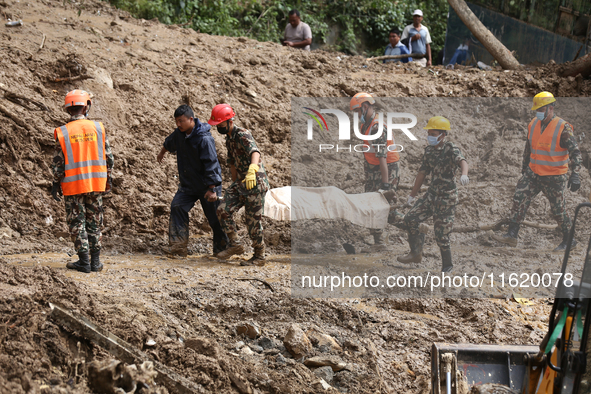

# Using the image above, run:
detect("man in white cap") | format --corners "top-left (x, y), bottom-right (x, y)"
top-left (401, 9), bottom-right (432, 67)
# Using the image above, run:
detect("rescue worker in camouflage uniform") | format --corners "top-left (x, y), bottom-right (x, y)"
top-left (350, 93), bottom-right (402, 249)
top-left (492, 92), bottom-right (583, 251)
top-left (397, 116), bottom-right (469, 272)
top-left (51, 90), bottom-right (114, 273)
top-left (207, 104), bottom-right (270, 266)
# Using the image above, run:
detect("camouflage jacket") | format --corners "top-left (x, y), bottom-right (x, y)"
top-left (226, 126), bottom-right (269, 195)
top-left (418, 140), bottom-right (466, 198)
top-left (521, 116), bottom-right (582, 174)
top-left (52, 115), bottom-right (115, 187)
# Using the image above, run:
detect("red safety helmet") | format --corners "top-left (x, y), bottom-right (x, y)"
top-left (208, 104), bottom-right (235, 125)
top-left (64, 89), bottom-right (91, 109)
top-left (350, 92), bottom-right (375, 111)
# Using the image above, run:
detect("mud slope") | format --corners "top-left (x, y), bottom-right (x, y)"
top-left (0, 0), bottom-right (590, 256)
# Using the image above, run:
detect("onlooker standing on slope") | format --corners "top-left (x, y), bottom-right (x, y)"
top-left (384, 28), bottom-right (411, 64)
top-left (401, 9), bottom-right (432, 66)
top-left (282, 9), bottom-right (312, 51)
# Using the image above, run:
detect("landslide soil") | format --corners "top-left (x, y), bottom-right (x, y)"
top-left (0, 0), bottom-right (591, 392)
top-left (0, 255), bottom-right (556, 394)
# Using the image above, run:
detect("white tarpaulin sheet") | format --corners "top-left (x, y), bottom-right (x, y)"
top-left (264, 186), bottom-right (390, 229)
top-left (263, 186), bottom-right (291, 221)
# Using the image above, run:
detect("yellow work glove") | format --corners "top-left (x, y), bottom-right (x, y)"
top-left (243, 164), bottom-right (259, 190)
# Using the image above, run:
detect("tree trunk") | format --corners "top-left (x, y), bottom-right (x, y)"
top-left (367, 53), bottom-right (424, 62)
top-left (447, 0), bottom-right (521, 70)
top-left (558, 53), bottom-right (591, 78)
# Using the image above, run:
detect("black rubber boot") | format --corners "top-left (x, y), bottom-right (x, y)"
top-left (553, 234), bottom-right (577, 252)
top-left (168, 241), bottom-right (188, 258)
top-left (397, 233), bottom-right (425, 264)
top-left (90, 249), bottom-right (103, 272)
top-left (441, 249), bottom-right (453, 273)
top-left (491, 223), bottom-right (520, 247)
top-left (371, 231), bottom-right (389, 251)
top-left (66, 251), bottom-right (91, 273)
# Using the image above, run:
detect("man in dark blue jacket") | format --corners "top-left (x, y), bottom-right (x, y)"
top-left (157, 105), bottom-right (228, 257)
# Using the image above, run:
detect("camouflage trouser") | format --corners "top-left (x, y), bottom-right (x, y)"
top-left (364, 161), bottom-right (402, 236)
top-left (64, 193), bottom-right (103, 254)
top-left (364, 161), bottom-right (400, 193)
top-left (509, 167), bottom-right (570, 237)
top-left (217, 182), bottom-right (265, 249)
top-left (401, 190), bottom-right (457, 252)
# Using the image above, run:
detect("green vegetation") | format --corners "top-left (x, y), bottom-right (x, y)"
top-left (105, 0), bottom-right (450, 57)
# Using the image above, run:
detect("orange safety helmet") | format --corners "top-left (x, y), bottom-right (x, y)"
top-left (208, 103), bottom-right (235, 125)
top-left (64, 89), bottom-right (91, 110)
top-left (350, 92), bottom-right (375, 111)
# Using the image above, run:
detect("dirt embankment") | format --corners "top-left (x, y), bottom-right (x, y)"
top-left (0, 0), bottom-right (590, 256)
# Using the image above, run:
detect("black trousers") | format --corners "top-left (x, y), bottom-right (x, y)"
top-left (169, 186), bottom-right (228, 250)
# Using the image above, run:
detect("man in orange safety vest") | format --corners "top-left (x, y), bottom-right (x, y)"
top-left (51, 90), bottom-right (114, 273)
top-left (493, 92), bottom-right (583, 251)
top-left (350, 92), bottom-right (402, 250)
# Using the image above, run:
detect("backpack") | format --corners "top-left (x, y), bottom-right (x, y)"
top-left (400, 37), bottom-right (411, 52)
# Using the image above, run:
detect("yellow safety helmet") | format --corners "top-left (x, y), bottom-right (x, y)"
top-left (350, 92), bottom-right (375, 111)
top-left (531, 92), bottom-right (556, 111)
top-left (423, 116), bottom-right (451, 131)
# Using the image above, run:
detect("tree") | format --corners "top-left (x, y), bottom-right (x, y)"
top-left (558, 53), bottom-right (591, 78)
top-left (447, 0), bottom-right (521, 70)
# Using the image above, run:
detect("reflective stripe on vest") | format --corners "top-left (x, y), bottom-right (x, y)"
top-left (361, 117), bottom-right (399, 165)
top-left (62, 171), bottom-right (108, 183)
top-left (528, 117), bottom-right (569, 176)
top-left (55, 120), bottom-right (107, 195)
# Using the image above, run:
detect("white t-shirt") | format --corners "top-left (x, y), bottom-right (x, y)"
top-left (284, 22), bottom-right (312, 51)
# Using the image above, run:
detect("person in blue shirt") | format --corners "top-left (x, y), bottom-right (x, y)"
top-left (157, 105), bottom-right (228, 257)
top-left (383, 28), bottom-right (411, 64)
top-left (448, 37), bottom-right (471, 66)
top-left (401, 9), bottom-right (433, 66)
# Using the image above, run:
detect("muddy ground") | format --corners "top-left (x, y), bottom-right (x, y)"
top-left (1, 0), bottom-right (591, 392)
top-left (0, 254), bottom-right (554, 393)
